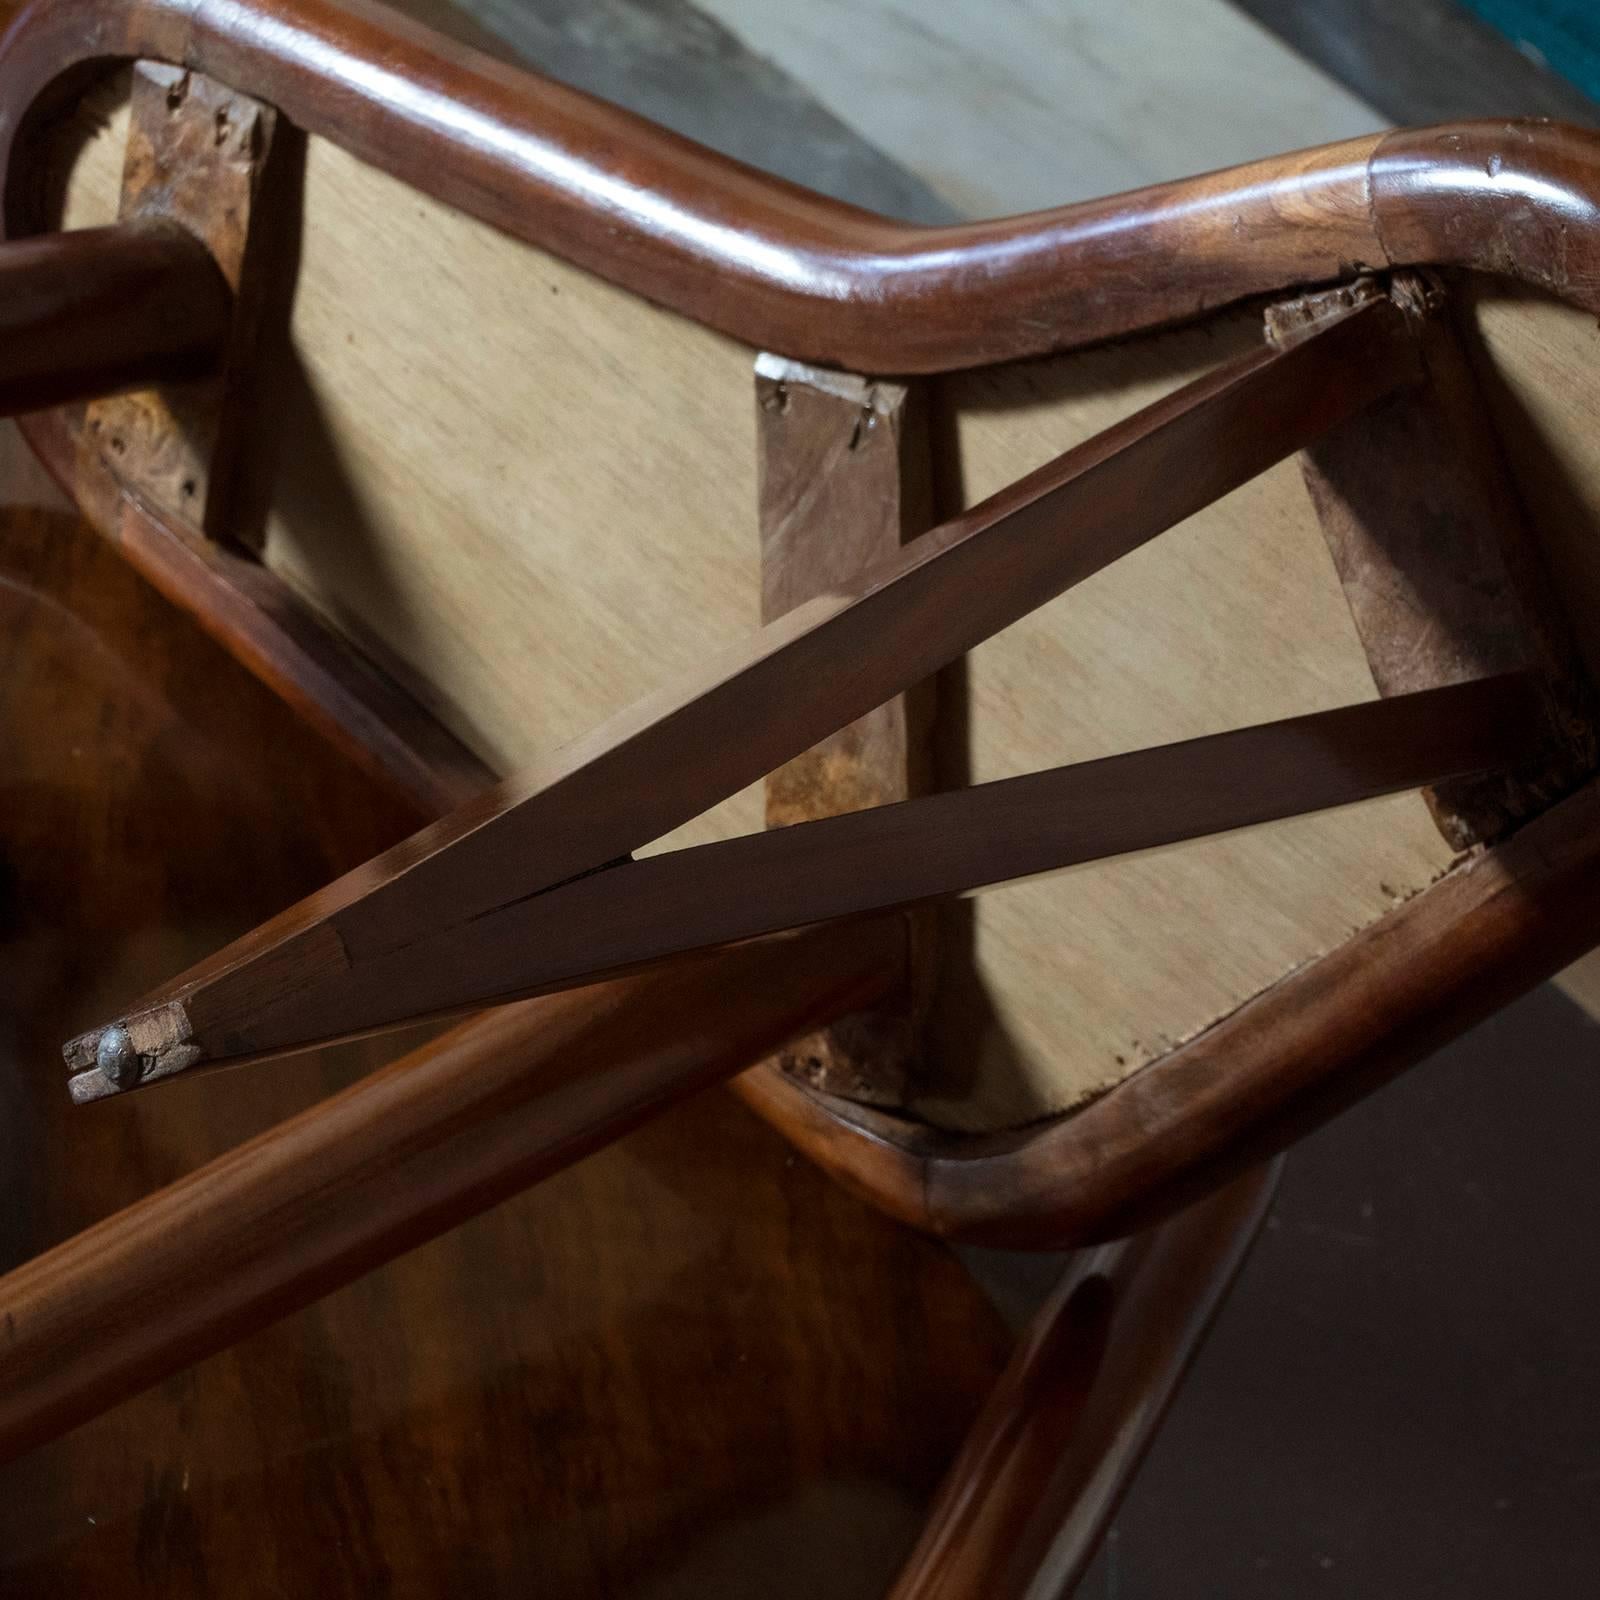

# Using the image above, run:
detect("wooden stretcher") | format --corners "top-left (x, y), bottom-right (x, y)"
top-left (4, 0), bottom-right (1600, 1587)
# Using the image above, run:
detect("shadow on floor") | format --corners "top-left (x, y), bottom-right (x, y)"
top-left (1073, 980), bottom-right (1600, 1597)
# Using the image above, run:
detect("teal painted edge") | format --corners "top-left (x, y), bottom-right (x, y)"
top-left (1460, 0), bottom-right (1600, 102)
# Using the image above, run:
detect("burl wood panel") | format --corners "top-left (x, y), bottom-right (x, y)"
top-left (755, 355), bottom-right (934, 1104)
top-left (0, 421), bottom-right (1009, 1596)
top-left (84, 62), bottom-right (282, 542)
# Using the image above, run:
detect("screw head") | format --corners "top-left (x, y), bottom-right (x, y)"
top-left (95, 1026), bottom-right (142, 1091)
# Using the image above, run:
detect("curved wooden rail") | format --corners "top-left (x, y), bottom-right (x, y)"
top-left (1, 0), bottom-right (1599, 372)
top-left (4, 0), bottom-right (1600, 1250)
top-left (0, 922), bottom-right (898, 1463)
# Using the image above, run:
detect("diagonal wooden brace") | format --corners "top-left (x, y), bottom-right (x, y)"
top-left (68, 293), bottom-right (1531, 1094)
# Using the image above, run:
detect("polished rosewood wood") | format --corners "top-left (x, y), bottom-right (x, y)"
top-left (1268, 276), bottom-right (1595, 849)
top-left (4, 8), bottom-right (1597, 1127)
top-left (886, 1162), bottom-right (1280, 1600)
top-left (4, 3), bottom-right (1600, 370)
top-left (0, 220), bottom-right (227, 411)
top-left (0, 922), bottom-right (897, 1463)
top-left (1371, 122), bottom-right (1600, 315)
top-left (21, 402), bottom-right (495, 817)
top-left (63, 295), bottom-right (1426, 1085)
top-left (6, 0), bottom-right (1600, 1255)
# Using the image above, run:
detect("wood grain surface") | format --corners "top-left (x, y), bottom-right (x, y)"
top-left (26, 51), bottom-right (1560, 1131)
top-left (84, 61), bottom-right (283, 543)
top-left (1269, 275), bottom-right (1595, 849)
top-left (0, 422), bottom-right (1010, 1595)
top-left (70, 670), bottom-right (1540, 1088)
top-left (886, 1161), bottom-right (1280, 1599)
top-left (46, 117), bottom-right (1434, 1127)
top-left (755, 356), bottom-right (934, 1105)
top-left (8, 4), bottom-right (1600, 368)
top-left (2, 922), bottom-right (903, 1461)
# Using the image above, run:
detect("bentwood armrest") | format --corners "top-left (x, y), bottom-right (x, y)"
top-left (2, 1), bottom-right (1600, 371)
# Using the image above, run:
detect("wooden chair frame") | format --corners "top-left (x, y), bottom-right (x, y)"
top-left (4, 0), bottom-right (1600, 1584)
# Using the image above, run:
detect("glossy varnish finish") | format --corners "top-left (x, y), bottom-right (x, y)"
top-left (0, 922), bottom-right (900, 1462)
top-left (3, 4), bottom-right (1600, 370)
top-left (5, 0), bottom-right (1600, 1243)
top-left (21, 400), bottom-right (496, 818)
top-left (0, 448), bottom-right (1010, 1593)
top-left (740, 769), bottom-right (1600, 1247)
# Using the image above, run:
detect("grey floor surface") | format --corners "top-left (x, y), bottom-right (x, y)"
top-left (1075, 8), bottom-right (1600, 1592)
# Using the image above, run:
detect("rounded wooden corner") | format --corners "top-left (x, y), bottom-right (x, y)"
top-left (736, 782), bottom-right (1600, 1251)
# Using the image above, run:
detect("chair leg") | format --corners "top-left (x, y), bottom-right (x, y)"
top-left (886, 1160), bottom-right (1282, 1600)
